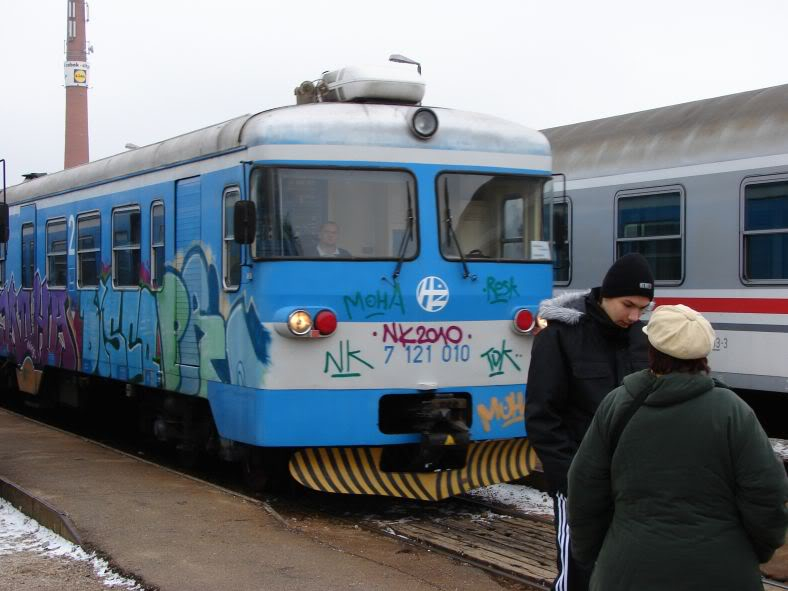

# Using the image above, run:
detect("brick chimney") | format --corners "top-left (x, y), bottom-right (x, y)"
top-left (64, 0), bottom-right (90, 168)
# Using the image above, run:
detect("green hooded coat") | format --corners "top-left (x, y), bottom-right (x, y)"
top-left (568, 369), bottom-right (788, 591)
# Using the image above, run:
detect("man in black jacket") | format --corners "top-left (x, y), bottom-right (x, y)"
top-left (525, 253), bottom-right (655, 591)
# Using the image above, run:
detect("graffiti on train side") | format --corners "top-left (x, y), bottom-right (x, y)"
top-left (0, 273), bottom-right (80, 370)
top-left (0, 245), bottom-right (271, 395)
top-left (476, 390), bottom-right (525, 432)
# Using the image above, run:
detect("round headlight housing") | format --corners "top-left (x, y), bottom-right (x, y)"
top-left (288, 310), bottom-right (313, 336)
top-left (411, 108), bottom-right (439, 139)
top-left (514, 308), bottom-right (536, 334)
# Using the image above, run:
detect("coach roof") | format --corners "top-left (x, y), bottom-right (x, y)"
top-left (544, 83), bottom-right (788, 180)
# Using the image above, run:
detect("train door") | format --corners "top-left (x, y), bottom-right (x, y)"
top-left (16, 204), bottom-right (42, 393)
top-left (173, 176), bottom-right (205, 394)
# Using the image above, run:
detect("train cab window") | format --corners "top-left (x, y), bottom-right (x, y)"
top-left (46, 219), bottom-right (68, 288)
top-left (112, 207), bottom-right (141, 288)
top-left (616, 189), bottom-right (683, 283)
top-left (743, 179), bottom-right (788, 282)
top-left (223, 188), bottom-right (241, 289)
top-left (250, 167), bottom-right (417, 260)
top-left (0, 242), bottom-right (5, 285)
top-left (77, 213), bottom-right (101, 288)
top-left (151, 202), bottom-right (165, 290)
top-left (438, 173), bottom-right (548, 262)
top-left (21, 223), bottom-right (35, 289)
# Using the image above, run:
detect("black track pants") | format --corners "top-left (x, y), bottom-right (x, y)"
top-left (551, 492), bottom-right (592, 591)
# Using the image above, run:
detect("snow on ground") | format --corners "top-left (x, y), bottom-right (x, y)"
top-left (770, 439), bottom-right (788, 462)
top-left (467, 483), bottom-right (553, 516)
top-left (0, 499), bottom-right (143, 590)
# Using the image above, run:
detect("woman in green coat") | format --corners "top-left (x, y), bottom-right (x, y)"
top-left (568, 304), bottom-right (788, 591)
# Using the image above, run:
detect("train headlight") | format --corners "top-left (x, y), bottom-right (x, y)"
top-left (411, 108), bottom-right (439, 139)
top-left (288, 310), bottom-right (313, 336)
top-left (513, 308), bottom-right (536, 334)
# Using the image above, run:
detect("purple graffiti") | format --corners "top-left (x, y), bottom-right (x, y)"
top-left (0, 273), bottom-right (79, 369)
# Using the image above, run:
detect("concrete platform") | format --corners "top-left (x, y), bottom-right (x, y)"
top-left (0, 408), bottom-right (523, 591)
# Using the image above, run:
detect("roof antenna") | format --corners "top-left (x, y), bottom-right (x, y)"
top-left (389, 54), bottom-right (421, 75)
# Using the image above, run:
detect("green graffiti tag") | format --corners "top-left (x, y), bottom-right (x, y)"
top-left (324, 339), bottom-right (374, 378)
top-left (480, 339), bottom-right (522, 377)
top-left (483, 275), bottom-right (520, 304)
top-left (343, 282), bottom-right (405, 319)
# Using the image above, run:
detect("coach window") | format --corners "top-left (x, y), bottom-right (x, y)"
top-left (113, 206), bottom-right (141, 288)
top-left (0, 242), bottom-right (5, 285)
top-left (151, 202), bottom-right (165, 289)
top-left (77, 213), bottom-right (101, 288)
top-left (223, 187), bottom-right (241, 289)
top-left (21, 223), bottom-right (35, 289)
top-left (46, 218), bottom-right (68, 288)
top-left (743, 178), bottom-right (788, 282)
top-left (616, 189), bottom-right (683, 282)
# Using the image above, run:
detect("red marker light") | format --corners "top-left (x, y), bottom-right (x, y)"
top-left (315, 310), bottom-right (338, 336)
top-left (514, 309), bottom-right (535, 333)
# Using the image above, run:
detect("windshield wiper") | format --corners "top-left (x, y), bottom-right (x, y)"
top-left (392, 184), bottom-right (415, 280)
top-left (443, 177), bottom-right (476, 280)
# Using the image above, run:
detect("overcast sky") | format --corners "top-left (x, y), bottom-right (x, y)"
top-left (2, 0), bottom-right (787, 184)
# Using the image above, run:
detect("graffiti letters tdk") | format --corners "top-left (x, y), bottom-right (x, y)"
top-left (480, 339), bottom-right (521, 377)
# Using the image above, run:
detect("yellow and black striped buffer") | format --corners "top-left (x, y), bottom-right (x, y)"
top-left (288, 438), bottom-right (538, 501)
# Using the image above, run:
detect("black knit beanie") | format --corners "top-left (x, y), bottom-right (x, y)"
top-left (600, 253), bottom-right (654, 300)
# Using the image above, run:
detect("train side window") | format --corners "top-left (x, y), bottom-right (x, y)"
top-left (743, 179), bottom-right (788, 282)
top-left (552, 200), bottom-right (571, 284)
top-left (21, 223), bottom-right (35, 289)
top-left (615, 189), bottom-right (683, 283)
top-left (151, 201), bottom-right (165, 290)
top-left (112, 206), bottom-right (141, 288)
top-left (77, 212), bottom-right (101, 288)
top-left (46, 218), bottom-right (68, 288)
top-left (0, 242), bottom-right (5, 286)
top-left (223, 187), bottom-right (241, 289)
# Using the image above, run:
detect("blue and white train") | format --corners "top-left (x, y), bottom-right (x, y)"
top-left (0, 62), bottom-right (553, 499)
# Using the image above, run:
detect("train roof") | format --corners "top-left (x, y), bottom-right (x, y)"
top-left (544, 83), bottom-right (788, 180)
top-left (5, 103), bottom-right (548, 205)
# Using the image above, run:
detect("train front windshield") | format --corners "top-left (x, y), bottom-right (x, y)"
top-left (250, 167), bottom-right (417, 260)
top-left (438, 173), bottom-right (547, 262)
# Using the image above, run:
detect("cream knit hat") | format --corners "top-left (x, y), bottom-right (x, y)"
top-left (642, 304), bottom-right (716, 360)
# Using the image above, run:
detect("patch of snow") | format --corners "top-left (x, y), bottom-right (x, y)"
top-left (467, 483), bottom-right (553, 516)
top-left (0, 499), bottom-right (143, 589)
top-left (770, 439), bottom-right (788, 462)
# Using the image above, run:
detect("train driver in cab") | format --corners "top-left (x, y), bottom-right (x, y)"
top-left (312, 221), bottom-right (351, 257)
top-left (525, 253), bottom-right (655, 591)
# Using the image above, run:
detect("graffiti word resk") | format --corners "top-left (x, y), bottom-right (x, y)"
top-left (380, 322), bottom-right (464, 348)
top-left (476, 391), bottom-right (525, 432)
top-left (483, 275), bottom-right (520, 304)
top-left (344, 282), bottom-right (405, 320)
top-left (480, 339), bottom-right (521, 377)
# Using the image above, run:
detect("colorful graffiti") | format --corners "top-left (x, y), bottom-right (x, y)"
top-left (1, 245), bottom-right (271, 396)
top-left (476, 390), bottom-right (525, 432)
top-left (0, 273), bottom-right (80, 370)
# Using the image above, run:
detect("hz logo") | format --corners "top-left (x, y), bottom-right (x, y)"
top-left (416, 276), bottom-right (450, 312)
